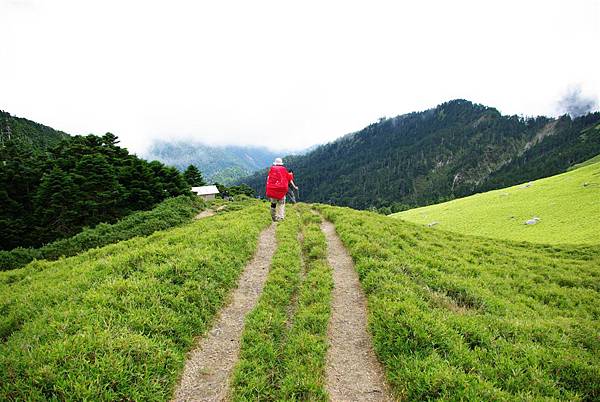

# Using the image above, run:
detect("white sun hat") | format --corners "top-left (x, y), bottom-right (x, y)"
top-left (273, 157), bottom-right (283, 165)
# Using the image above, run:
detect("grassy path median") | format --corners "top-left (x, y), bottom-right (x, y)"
top-left (231, 205), bottom-right (333, 401)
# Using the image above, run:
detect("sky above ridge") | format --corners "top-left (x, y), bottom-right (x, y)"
top-left (1, 0), bottom-right (599, 154)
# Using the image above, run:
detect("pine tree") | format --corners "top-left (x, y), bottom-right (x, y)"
top-left (33, 167), bottom-right (79, 242)
top-left (118, 157), bottom-right (161, 212)
top-left (183, 164), bottom-right (206, 187)
top-left (0, 141), bottom-right (45, 248)
top-left (150, 162), bottom-right (190, 198)
top-left (72, 153), bottom-right (124, 228)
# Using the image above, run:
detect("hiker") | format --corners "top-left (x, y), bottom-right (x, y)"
top-left (265, 157), bottom-right (290, 221)
top-left (287, 169), bottom-right (299, 204)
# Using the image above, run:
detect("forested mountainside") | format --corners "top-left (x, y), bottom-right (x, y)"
top-left (0, 110), bottom-right (69, 149)
top-left (144, 141), bottom-right (281, 184)
top-left (0, 112), bottom-right (191, 250)
top-left (240, 100), bottom-right (600, 210)
top-left (478, 113), bottom-right (600, 191)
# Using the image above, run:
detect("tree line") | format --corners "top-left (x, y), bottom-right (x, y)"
top-left (1, 133), bottom-right (190, 249)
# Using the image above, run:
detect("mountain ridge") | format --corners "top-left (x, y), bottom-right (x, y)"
top-left (143, 141), bottom-right (282, 184)
top-left (0, 110), bottom-right (70, 149)
top-left (239, 99), bottom-right (600, 210)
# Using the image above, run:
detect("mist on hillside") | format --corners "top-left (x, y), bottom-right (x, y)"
top-left (556, 85), bottom-right (599, 118)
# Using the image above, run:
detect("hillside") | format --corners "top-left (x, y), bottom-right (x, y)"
top-left (239, 100), bottom-right (600, 210)
top-left (0, 110), bottom-right (70, 149)
top-left (144, 141), bottom-right (281, 184)
top-left (0, 202), bottom-right (271, 401)
top-left (2, 201), bottom-right (598, 400)
top-left (317, 205), bottom-right (600, 401)
top-left (394, 160), bottom-right (600, 244)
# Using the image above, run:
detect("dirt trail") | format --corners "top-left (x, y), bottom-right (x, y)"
top-left (321, 220), bottom-right (394, 402)
top-left (172, 223), bottom-right (276, 402)
top-left (195, 209), bottom-right (216, 220)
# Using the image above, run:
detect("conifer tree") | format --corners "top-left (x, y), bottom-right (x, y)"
top-left (183, 164), bottom-right (206, 187)
top-left (118, 157), bottom-right (161, 212)
top-left (72, 153), bottom-right (124, 227)
top-left (33, 167), bottom-right (79, 242)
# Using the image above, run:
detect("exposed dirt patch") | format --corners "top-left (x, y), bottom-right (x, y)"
top-left (321, 220), bottom-right (394, 402)
top-left (172, 223), bottom-right (276, 402)
top-left (524, 120), bottom-right (559, 151)
top-left (194, 210), bottom-right (216, 220)
top-left (428, 289), bottom-right (472, 314)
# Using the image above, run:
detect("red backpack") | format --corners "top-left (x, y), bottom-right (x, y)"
top-left (265, 165), bottom-right (289, 200)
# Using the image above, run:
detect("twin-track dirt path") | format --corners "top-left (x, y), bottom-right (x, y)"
top-left (173, 217), bottom-right (392, 401)
top-left (322, 220), bottom-right (393, 402)
top-left (172, 223), bottom-right (276, 402)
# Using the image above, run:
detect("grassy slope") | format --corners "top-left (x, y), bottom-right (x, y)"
top-left (393, 161), bottom-right (600, 244)
top-left (0, 203), bottom-right (270, 400)
top-left (319, 205), bottom-right (600, 400)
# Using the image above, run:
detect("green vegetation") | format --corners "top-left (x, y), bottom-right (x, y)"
top-left (0, 195), bottom-right (205, 271)
top-left (317, 204), bottom-right (600, 401)
top-left (1, 110), bottom-right (69, 149)
top-left (231, 208), bottom-right (303, 401)
top-left (279, 206), bottom-right (332, 401)
top-left (480, 116), bottom-right (600, 192)
top-left (215, 182), bottom-right (256, 198)
top-left (394, 161), bottom-right (600, 244)
top-left (183, 164), bottom-right (206, 186)
top-left (231, 205), bottom-right (333, 401)
top-left (1, 132), bottom-right (190, 250)
top-left (241, 101), bottom-right (600, 210)
top-left (0, 203), bottom-right (271, 400)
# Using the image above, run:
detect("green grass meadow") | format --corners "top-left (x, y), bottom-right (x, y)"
top-left (394, 161), bottom-right (600, 244)
top-left (0, 202), bottom-right (270, 400)
top-left (318, 204), bottom-right (600, 400)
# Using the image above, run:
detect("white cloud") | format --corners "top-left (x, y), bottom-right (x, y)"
top-left (1, 0), bottom-right (599, 154)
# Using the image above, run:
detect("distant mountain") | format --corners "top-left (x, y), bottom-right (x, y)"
top-left (0, 110), bottom-right (70, 149)
top-left (144, 141), bottom-right (282, 185)
top-left (239, 99), bottom-right (600, 210)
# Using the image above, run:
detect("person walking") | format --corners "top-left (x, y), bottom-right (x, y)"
top-left (265, 157), bottom-right (290, 221)
top-left (286, 169), bottom-right (299, 204)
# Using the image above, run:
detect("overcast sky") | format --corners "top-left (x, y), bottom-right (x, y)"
top-left (1, 0), bottom-right (599, 154)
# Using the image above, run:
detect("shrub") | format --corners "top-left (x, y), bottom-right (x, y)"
top-left (0, 195), bottom-right (205, 271)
